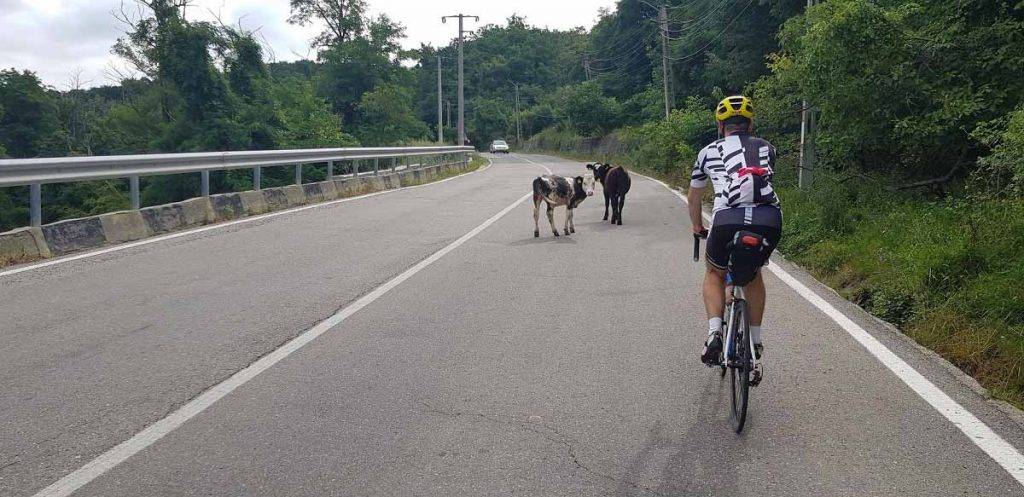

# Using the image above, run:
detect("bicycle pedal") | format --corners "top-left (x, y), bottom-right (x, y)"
top-left (749, 363), bottom-right (764, 386)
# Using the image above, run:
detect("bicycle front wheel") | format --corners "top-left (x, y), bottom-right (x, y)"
top-left (730, 300), bottom-right (751, 433)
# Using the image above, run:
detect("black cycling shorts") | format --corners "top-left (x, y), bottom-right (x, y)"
top-left (706, 206), bottom-right (783, 270)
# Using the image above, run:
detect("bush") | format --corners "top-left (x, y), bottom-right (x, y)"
top-left (973, 105), bottom-right (1024, 198)
top-left (620, 98), bottom-right (714, 175)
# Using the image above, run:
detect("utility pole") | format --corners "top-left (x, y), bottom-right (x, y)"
top-left (442, 14), bottom-right (479, 147)
top-left (437, 54), bottom-right (443, 144)
top-left (658, 5), bottom-right (672, 119)
top-left (446, 100), bottom-right (452, 129)
top-left (514, 83), bottom-right (522, 145)
top-left (799, 0), bottom-right (816, 188)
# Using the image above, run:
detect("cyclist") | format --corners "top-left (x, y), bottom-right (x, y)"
top-left (687, 95), bottom-right (783, 366)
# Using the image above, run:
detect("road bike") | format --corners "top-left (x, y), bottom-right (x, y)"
top-left (694, 230), bottom-right (764, 433)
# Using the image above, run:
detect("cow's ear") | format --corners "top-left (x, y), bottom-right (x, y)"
top-left (586, 163), bottom-right (595, 170)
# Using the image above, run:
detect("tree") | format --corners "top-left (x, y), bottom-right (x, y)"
top-left (288, 0), bottom-right (368, 48)
top-left (556, 81), bottom-right (622, 136)
top-left (356, 83), bottom-right (429, 145)
top-left (317, 14), bottom-right (406, 124)
top-left (0, 69), bottom-right (59, 158)
top-left (274, 77), bottom-right (356, 149)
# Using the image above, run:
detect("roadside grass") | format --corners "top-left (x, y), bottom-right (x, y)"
top-left (0, 252), bottom-right (45, 268)
top-left (529, 146), bottom-right (1024, 408)
top-left (468, 153), bottom-right (488, 169)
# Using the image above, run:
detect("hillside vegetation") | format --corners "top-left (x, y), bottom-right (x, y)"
top-left (2, 0), bottom-right (1024, 404)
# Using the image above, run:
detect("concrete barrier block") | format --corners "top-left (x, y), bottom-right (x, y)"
top-left (335, 176), bottom-right (356, 195)
top-left (239, 190), bottom-right (268, 215)
top-left (338, 177), bottom-right (372, 196)
top-left (209, 193), bottom-right (246, 222)
top-left (365, 176), bottom-right (387, 192)
top-left (317, 180), bottom-right (339, 201)
top-left (99, 211), bottom-right (151, 244)
top-left (141, 204), bottom-right (185, 234)
top-left (179, 197), bottom-right (214, 226)
top-left (302, 183), bottom-right (325, 203)
top-left (379, 173), bottom-right (400, 190)
top-left (42, 217), bottom-right (107, 255)
top-left (396, 171), bottom-right (412, 187)
top-left (0, 227), bottom-right (51, 263)
top-left (282, 185), bottom-right (307, 206)
top-left (262, 187), bottom-right (291, 211)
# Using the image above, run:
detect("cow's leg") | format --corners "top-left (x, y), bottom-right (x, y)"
top-left (603, 192), bottom-right (610, 220)
top-left (563, 207), bottom-right (571, 236)
top-left (616, 194), bottom-right (625, 225)
top-left (609, 193), bottom-right (618, 224)
top-left (547, 202), bottom-right (559, 236)
top-left (533, 196), bottom-right (541, 237)
top-left (568, 208), bottom-right (576, 233)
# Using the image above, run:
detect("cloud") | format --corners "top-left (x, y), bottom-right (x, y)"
top-left (0, 0), bottom-right (616, 89)
top-left (0, 1), bottom-right (122, 88)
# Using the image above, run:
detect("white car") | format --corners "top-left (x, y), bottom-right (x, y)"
top-left (489, 140), bottom-right (510, 153)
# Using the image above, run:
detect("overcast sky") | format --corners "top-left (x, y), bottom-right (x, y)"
top-left (0, 0), bottom-right (616, 89)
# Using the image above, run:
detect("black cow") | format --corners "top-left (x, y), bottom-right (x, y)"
top-left (532, 173), bottom-right (594, 237)
top-left (587, 163), bottom-right (631, 225)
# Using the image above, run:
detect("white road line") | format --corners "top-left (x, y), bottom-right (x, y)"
top-left (30, 189), bottom-right (532, 497)
top-left (640, 172), bottom-right (1024, 487)
top-left (511, 153), bottom-right (554, 174)
top-left (1, 161), bottom-right (492, 279)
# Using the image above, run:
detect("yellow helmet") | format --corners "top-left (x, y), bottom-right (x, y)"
top-left (715, 95), bottom-right (754, 122)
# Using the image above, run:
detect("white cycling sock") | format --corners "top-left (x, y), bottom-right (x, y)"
top-left (708, 317), bottom-right (723, 336)
top-left (750, 325), bottom-right (762, 344)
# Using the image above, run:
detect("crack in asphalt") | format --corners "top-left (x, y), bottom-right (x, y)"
top-left (418, 402), bottom-right (670, 496)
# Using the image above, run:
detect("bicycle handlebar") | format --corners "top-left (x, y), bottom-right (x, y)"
top-left (692, 229), bottom-right (708, 262)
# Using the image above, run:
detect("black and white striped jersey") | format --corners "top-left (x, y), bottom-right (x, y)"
top-left (690, 133), bottom-right (781, 215)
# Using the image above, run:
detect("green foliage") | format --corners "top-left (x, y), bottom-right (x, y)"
top-left (274, 78), bottom-right (357, 149)
top-left (757, 0), bottom-right (1024, 178)
top-left (555, 81), bottom-right (622, 136)
top-left (316, 13), bottom-right (405, 124)
top-left (356, 83), bottom-right (429, 146)
top-left (973, 104), bottom-right (1024, 197)
top-left (621, 98), bottom-right (713, 174)
top-left (467, 97), bottom-right (512, 146)
top-left (0, 69), bottom-right (58, 158)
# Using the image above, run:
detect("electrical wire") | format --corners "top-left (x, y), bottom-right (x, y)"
top-left (588, 41), bottom-right (651, 63)
top-left (664, 0), bottom-right (756, 62)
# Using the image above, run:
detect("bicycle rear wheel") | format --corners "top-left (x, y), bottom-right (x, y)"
top-left (730, 300), bottom-right (751, 433)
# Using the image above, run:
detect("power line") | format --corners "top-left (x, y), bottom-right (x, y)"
top-left (664, 0), bottom-right (756, 62)
top-left (588, 41), bottom-right (651, 63)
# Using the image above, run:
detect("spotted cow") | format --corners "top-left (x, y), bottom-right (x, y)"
top-left (532, 173), bottom-right (595, 237)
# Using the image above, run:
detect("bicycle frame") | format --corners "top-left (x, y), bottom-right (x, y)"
top-left (723, 283), bottom-right (743, 367)
top-left (723, 282), bottom-right (760, 373)
top-left (694, 232), bottom-right (761, 373)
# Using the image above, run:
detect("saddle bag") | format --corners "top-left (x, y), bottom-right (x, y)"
top-left (726, 231), bottom-right (769, 286)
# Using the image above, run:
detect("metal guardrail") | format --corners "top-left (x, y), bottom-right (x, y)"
top-left (0, 146), bottom-right (473, 227)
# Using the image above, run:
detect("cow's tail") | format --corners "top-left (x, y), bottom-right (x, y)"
top-left (532, 177), bottom-right (547, 201)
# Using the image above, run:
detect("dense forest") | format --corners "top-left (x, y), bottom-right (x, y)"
top-left (2, 1), bottom-right (1024, 402)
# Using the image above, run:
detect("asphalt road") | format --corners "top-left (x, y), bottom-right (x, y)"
top-left (2, 153), bottom-right (1023, 496)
